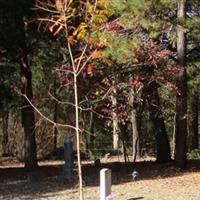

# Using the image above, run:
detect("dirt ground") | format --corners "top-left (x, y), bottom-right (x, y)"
top-left (0, 157), bottom-right (200, 200)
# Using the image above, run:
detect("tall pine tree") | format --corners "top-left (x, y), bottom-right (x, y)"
top-left (0, 0), bottom-right (38, 170)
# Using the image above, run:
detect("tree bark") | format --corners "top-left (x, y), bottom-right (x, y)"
top-left (111, 86), bottom-right (119, 150)
top-left (74, 74), bottom-right (83, 200)
top-left (0, 0), bottom-right (38, 171)
top-left (53, 80), bottom-right (58, 152)
top-left (19, 18), bottom-right (38, 169)
top-left (174, 0), bottom-right (188, 168)
top-left (191, 92), bottom-right (199, 150)
top-left (20, 46), bottom-right (38, 170)
top-left (147, 83), bottom-right (171, 163)
top-left (2, 109), bottom-right (9, 156)
top-left (86, 107), bottom-right (95, 155)
top-left (131, 108), bottom-right (139, 161)
top-left (53, 102), bottom-right (58, 151)
top-left (129, 89), bottom-right (140, 161)
top-left (119, 122), bottom-right (129, 163)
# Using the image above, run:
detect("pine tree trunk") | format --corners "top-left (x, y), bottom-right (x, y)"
top-left (191, 92), bottom-right (199, 150)
top-left (147, 82), bottom-right (171, 163)
top-left (0, 0), bottom-right (38, 171)
top-left (174, 0), bottom-right (187, 168)
top-left (19, 20), bottom-right (38, 169)
top-left (20, 47), bottom-right (38, 170)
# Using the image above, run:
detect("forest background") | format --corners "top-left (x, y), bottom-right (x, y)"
top-left (0, 1), bottom-right (200, 198)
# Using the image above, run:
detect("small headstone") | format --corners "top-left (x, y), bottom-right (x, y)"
top-left (62, 139), bottom-right (73, 182)
top-left (100, 168), bottom-right (112, 200)
top-left (94, 158), bottom-right (101, 167)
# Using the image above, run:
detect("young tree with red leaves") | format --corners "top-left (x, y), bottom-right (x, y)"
top-left (34, 1), bottom-right (112, 199)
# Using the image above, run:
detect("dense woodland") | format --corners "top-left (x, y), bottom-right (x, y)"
top-left (0, 0), bottom-right (200, 199)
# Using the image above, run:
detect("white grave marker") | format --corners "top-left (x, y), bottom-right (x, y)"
top-left (100, 168), bottom-right (112, 200)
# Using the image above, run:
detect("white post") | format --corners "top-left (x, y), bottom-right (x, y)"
top-left (100, 168), bottom-right (111, 200)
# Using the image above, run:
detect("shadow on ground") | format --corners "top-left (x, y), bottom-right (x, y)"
top-left (0, 159), bottom-right (200, 199)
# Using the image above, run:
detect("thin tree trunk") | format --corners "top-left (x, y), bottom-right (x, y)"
top-left (131, 108), bottom-right (140, 162)
top-left (111, 86), bottom-right (119, 150)
top-left (119, 123), bottom-right (129, 163)
top-left (147, 83), bottom-right (171, 163)
top-left (53, 80), bottom-right (58, 151)
top-left (172, 113), bottom-right (176, 158)
top-left (129, 89), bottom-right (140, 161)
top-left (74, 74), bottom-right (83, 200)
top-left (174, 0), bottom-right (187, 168)
top-left (53, 102), bottom-right (58, 151)
top-left (2, 109), bottom-right (9, 156)
top-left (191, 92), bottom-right (199, 150)
top-left (86, 107), bottom-right (95, 155)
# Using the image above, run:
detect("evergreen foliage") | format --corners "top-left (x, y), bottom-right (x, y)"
top-left (0, 0), bottom-right (200, 173)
